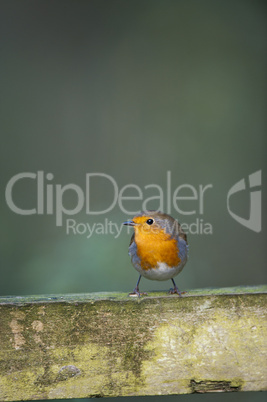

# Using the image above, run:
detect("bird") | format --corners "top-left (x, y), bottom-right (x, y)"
top-left (123, 210), bottom-right (188, 297)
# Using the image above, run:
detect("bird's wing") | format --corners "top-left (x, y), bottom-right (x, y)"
top-left (129, 232), bottom-right (135, 247)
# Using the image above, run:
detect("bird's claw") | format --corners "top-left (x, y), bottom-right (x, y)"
top-left (169, 287), bottom-right (186, 297)
top-left (128, 288), bottom-right (147, 297)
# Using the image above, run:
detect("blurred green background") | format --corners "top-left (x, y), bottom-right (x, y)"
top-left (0, 1), bottom-right (266, 401)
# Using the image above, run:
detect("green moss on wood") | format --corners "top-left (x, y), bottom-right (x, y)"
top-left (1, 285), bottom-right (266, 306)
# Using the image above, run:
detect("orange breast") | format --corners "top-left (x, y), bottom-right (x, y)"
top-left (134, 228), bottom-right (180, 270)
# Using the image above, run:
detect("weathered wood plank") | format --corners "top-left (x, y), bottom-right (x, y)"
top-left (0, 286), bottom-right (266, 400)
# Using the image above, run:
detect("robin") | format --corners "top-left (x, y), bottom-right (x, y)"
top-left (123, 210), bottom-right (188, 297)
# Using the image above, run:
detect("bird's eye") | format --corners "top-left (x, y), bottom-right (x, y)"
top-left (146, 219), bottom-right (154, 225)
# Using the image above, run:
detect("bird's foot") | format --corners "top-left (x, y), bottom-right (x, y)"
top-left (168, 287), bottom-right (186, 297)
top-left (128, 287), bottom-right (147, 297)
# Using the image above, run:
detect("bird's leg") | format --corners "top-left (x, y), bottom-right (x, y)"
top-left (169, 278), bottom-right (186, 296)
top-left (129, 275), bottom-right (147, 297)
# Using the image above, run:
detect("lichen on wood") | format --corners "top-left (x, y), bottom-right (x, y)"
top-left (0, 286), bottom-right (266, 400)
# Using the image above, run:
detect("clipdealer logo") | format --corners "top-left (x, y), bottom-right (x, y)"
top-left (4, 170), bottom-right (262, 236)
top-left (227, 170), bottom-right (262, 233)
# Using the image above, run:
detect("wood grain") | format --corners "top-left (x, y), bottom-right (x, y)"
top-left (0, 286), bottom-right (266, 400)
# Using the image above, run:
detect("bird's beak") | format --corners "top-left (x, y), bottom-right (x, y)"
top-left (123, 220), bottom-right (136, 226)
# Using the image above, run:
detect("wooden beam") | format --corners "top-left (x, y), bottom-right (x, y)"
top-left (0, 286), bottom-right (266, 400)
